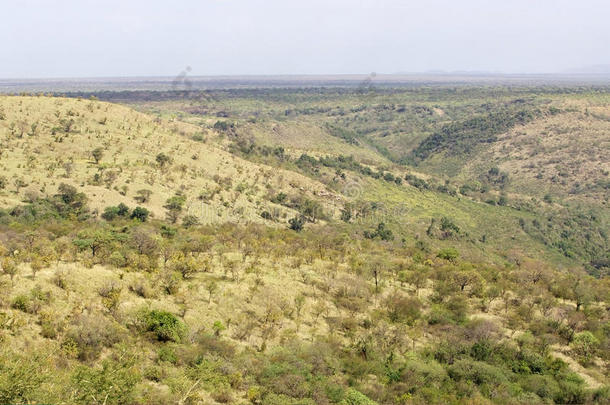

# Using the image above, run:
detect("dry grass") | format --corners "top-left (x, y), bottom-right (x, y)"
top-left (0, 96), bottom-right (341, 223)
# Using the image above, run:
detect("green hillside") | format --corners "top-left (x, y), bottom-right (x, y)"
top-left (0, 89), bottom-right (608, 405)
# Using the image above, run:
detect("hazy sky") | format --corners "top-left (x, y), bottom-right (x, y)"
top-left (3, 0), bottom-right (609, 78)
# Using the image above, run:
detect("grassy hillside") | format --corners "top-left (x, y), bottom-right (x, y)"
top-left (0, 96), bottom-right (341, 224)
top-left (93, 87), bottom-right (606, 272)
top-left (0, 91), bottom-right (608, 405)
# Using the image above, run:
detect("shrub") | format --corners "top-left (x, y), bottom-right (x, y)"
top-left (108, 251), bottom-right (127, 268)
top-left (364, 222), bottom-right (394, 241)
top-left (520, 374), bottom-right (560, 401)
top-left (140, 309), bottom-right (187, 342)
top-left (171, 256), bottom-right (199, 279)
top-left (64, 314), bottom-right (123, 361)
top-left (182, 214), bottom-right (200, 228)
top-left (11, 287), bottom-right (51, 314)
top-left (437, 248), bottom-right (459, 262)
top-left (101, 206), bottom-right (120, 221)
top-left (1, 258), bottom-right (18, 282)
top-left (0, 350), bottom-right (48, 404)
top-left (289, 216), bottom-right (305, 232)
top-left (399, 359), bottom-right (448, 391)
top-left (340, 388), bottom-right (377, 405)
top-left (384, 293), bottom-right (421, 325)
top-left (570, 331), bottom-right (599, 365)
top-left (447, 359), bottom-right (508, 385)
top-left (131, 206), bottom-right (149, 222)
top-left (71, 355), bottom-right (141, 405)
top-left (11, 295), bottom-right (31, 313)
top-left (157, 346), bottom-right (177, 364)
top-left (98, 281), bottom-right (122, 312)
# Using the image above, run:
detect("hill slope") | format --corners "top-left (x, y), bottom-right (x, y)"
top-left (0, 92), bottom-right (608, 405)
top-left (0, 96), bottom-right (341, 224)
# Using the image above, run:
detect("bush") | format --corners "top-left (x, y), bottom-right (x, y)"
top-left (157, 346), bottom-right (177, 364)
top-left (182, 214), bottom-right (200, 228)
top-left (71, 355), bottom-right (141, 405)
top-left (399, 359), bottom-right (448, 391)
top-left (384, 293), bottom-right (421, 324)
top-left (171, 256), bottom-right (199, 279)
top-left (156, 153), bottom-right (171, 168)
top-left (131, 206), bottom-right (149, 222)
top-left (11, 295), bottom-right (31, 313)
top-left (0, 350), bottom-right (49, 404)
top-left (101, 203), bottom-right (130, 221)
top-left (570, 331), bottom-right (599, 365)
top-left (288, 216), bottom-right (305, 232)
top-left (520, 374), bottom-right (560, 401)
top-left (64, 314), bottom-right (123, 361)
top-left (11, 287), bottom-right (51, 314)
top-left (437, 248), bottom-right (459, 262)
top-left (340, 388), bottom-right (377, 405)
top-left (140, 309), bottom-right (187, 342)
top-left (448, 359), bottom-right (508, 385)
top-left (363, 222), bottom-right (394, 241)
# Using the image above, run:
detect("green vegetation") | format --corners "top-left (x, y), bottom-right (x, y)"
top-left (0, 86), bottom-right (607, 404)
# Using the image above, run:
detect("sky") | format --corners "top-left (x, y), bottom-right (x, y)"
top-left (2, 0), bottom-right (609, 78)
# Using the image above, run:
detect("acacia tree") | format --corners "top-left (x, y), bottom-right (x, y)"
top-left (1, 258), bottom-right (18, 285)
top-left (156, 153), bottom-right (171, 168)
top-left (30, 255), bottom-right (45, 279)
top-left (206, 281), bottom-right (217, 304)
top-left (135, 189), bottom-right (152, 203)
top-left (73, 228), bottom-right (115, 257)
top-left (91, 147), bottom-right (104, 164)
top-left (164, 193), bottom-right (186, 224)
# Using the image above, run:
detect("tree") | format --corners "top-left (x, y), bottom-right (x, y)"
top-left (368, 257), bottom-right (388, 293)
top-left (363, 222), bottom-right (394, 241)
top-left (140, 309), bottom-right (187, 342)
top-left (134, 189), bottom-right (152, 203)
top-left (451, 270), bottom-right (482, 293)
top-left (56, 183), bottom-right (88, 216)
top-left (91, 147), bottom-right (104, 164)
top-left (571, 331), bottom-right (599, 365)
top-left (130, 227), bottom-right (158, 257)
top-left (131, 206), bottom-right (149, 222)
top-left (171, 255), bottom-right (199, 279)
top-left (30, 256), bottom-right (45, 279)
top-left (1, 258), bottom-right (18, 284)
top-left (101, 206), bottom-right (121, 221)
top-left (117, 203), bottom-right (130, 217)
top-left (182, 215), bottom-right (200, 228)
top-left (73, 228), bottom-right (114, 257)
top-left (164, 193), bottom-right (186, 224)
top-left (437, 248), bottom-right (459, 263)
top-left (156, 153), bottom-right (171, 168)
top-left (206, 281), bottom-right (218, 304)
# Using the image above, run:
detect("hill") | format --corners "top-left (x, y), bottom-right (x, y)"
top-left (0, 96), bottom-right (340, 224)
top-left (0, 91), bottom-right (608, 405)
